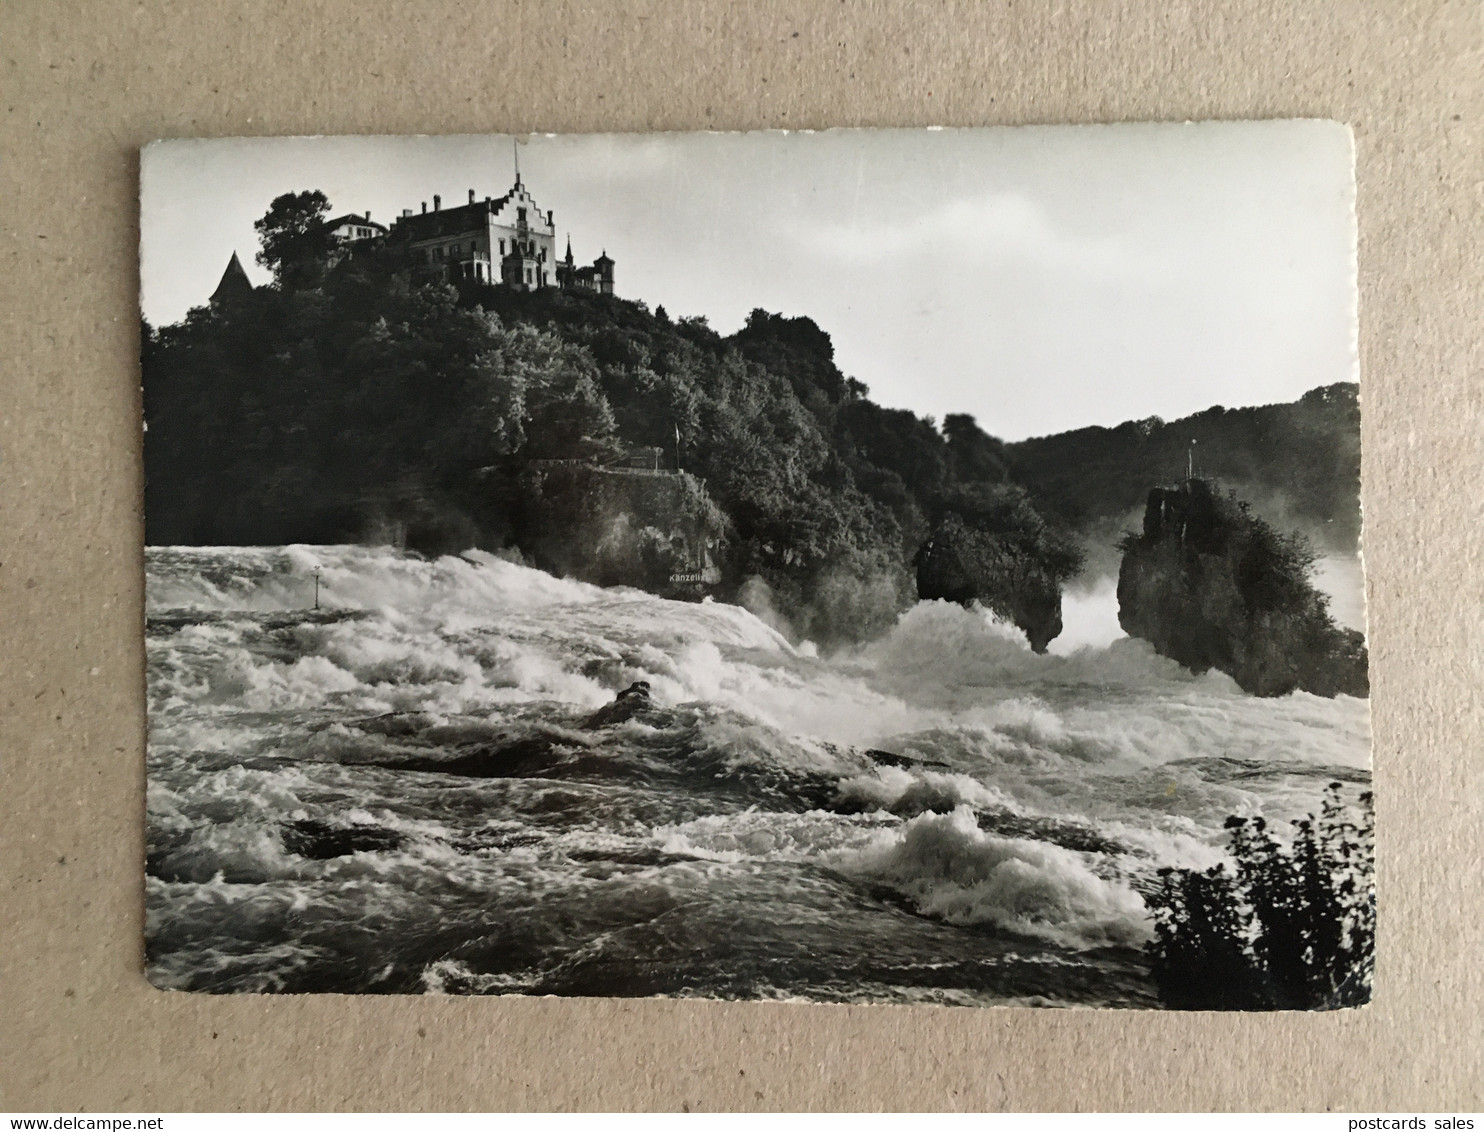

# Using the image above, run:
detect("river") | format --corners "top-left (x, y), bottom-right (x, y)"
top-left (144, 544), bottom-right (1371, 1004)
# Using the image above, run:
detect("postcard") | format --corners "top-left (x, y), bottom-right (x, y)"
top-left (140, 124), bottom-right (1369, 1007)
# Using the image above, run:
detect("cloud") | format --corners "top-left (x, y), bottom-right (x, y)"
top-left (794, 191), bottom-right (1149, 280)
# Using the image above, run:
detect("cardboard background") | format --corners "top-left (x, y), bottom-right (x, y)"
top-left (2, 0), bottom-right (1480, 1112)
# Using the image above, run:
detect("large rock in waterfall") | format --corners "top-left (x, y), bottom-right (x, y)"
top-left (1116, 478), bottom-right (1368, 697)
top-left (914, 512), bottom-right (1069, 653)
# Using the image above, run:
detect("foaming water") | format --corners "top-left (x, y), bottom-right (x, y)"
top-left (1048, 574), bottom-right (1125, 655)
top-left (146, 545), bottom-right (1370, 1005)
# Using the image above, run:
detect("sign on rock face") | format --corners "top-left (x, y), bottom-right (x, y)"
top-left (140, 125), bottom-right (1369, 1009)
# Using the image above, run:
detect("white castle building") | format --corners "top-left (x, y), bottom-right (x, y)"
top-left (390, 172), bottom-right (613, 294)
top-left (210, 167), bottom-right (614, 302)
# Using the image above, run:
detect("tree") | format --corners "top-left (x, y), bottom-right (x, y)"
top-left (943, 412), bottom-right (1012, 484)
top-left (254, 190), bottom-right (334, 288)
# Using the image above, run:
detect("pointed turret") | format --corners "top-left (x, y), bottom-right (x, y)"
top-left (210, 251), bottom-right (254, 305)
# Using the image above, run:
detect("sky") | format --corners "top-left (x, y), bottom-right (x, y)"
top-left (140, 122), bottom-right (1357, 442)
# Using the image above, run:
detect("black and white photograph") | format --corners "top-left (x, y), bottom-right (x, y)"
top-left (140, 123), bottom-right (1371, 1008)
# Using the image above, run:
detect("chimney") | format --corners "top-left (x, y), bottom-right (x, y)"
top-left (402, 208), bottom-right (412, 218)
top-left (549, 210), bottom-right (554, 227)
top-left (421, 202), bottom-right (427, 214)
top-left (468, 189), bottom-right (475, 204)
top-left (365, 210), bottom-right (371, 220)
top-left (433, 194), bottom-right (441, 211)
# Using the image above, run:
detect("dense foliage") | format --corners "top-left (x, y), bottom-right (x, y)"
top-left (1147, 785), bottom-right (1375, 1010)
top-left (143, 254), bottom-right (621, 552)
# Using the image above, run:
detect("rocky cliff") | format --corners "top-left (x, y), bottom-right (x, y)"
top-left (914, 513), bottom-right (1066, 652)
top-left (1117, 479), bottom-right (1368, 697)
top-left (517, 463), bottom-right (725, 597)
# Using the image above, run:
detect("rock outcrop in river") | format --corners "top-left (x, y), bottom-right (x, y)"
top-left (1117, 478), bottom-right (1368, 697)
top-left (915, 512), bottom-right (1069, 653)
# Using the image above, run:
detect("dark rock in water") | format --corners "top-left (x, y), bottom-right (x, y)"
top-left (914, 512), bottom-right (1067, 653)
top-left (281, 818), bottom-right (404, 859)
top-left (1117, 479), bottom-right (1368, 698)
top-left (864, 748), bottom-right (954, 771)
top-left (385, 736), bottom-right (568, 779)
top-left (975, 809), bottom-right (1126, 856)
top-left (583, 681), bottom-right (657, 728)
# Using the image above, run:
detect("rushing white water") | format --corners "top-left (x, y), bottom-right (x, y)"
top-left (145, 545), bottom-right (1371, 1004)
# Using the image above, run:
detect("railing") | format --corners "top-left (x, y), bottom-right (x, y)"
top-left (524, 458), bottom-right (680, 477)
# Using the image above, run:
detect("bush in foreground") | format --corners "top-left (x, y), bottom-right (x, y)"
top-left (1147, 784), bottom-right (1374, 1010)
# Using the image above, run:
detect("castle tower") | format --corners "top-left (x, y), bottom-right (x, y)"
top-left (592, 250), bottom-right (615, 296)
top-left (209, 251), bottom-right (254, 305)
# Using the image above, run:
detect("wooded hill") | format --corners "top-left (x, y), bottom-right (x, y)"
top-left (1007, 384), bottom-right (1362, 553)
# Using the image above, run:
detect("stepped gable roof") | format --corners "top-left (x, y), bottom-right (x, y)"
top-left (209, 251), bottom-right (254, 303)
top-left (393, 184), bottom-right (554, 241)
top-left (325, 213), bottom-right (388, 233)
